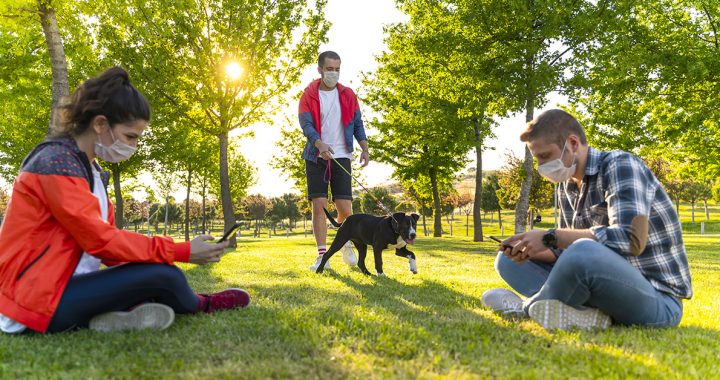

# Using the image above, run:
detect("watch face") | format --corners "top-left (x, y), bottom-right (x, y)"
top-left (543, 231), bottom-right (556, 247)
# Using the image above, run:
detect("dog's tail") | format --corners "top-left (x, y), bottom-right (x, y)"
top-left (323, 208), bottom-right (341, 228)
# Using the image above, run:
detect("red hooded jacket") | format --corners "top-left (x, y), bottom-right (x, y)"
top-left (0, 137), bottom-right (190, 332)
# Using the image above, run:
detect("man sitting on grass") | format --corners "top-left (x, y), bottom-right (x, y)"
top-left (482, 109), bottom-right (692, 331)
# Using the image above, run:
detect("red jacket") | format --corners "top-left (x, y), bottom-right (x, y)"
top-left (0, 138), bottom-right (190, 332)
top-left (298, 79), bottom-right (367, 161)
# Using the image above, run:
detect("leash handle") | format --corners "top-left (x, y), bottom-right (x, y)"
top-left (323, 160), bottom-right (331, 183)
top-left (375, 199), bottom-right (390, 214)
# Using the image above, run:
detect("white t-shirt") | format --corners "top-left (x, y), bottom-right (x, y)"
top-left (74, 165), bottom-right (108, 275)
top-left (319, 87), bottom-right (352, 159)
top-left (0, 164), bottom-right (109, 334)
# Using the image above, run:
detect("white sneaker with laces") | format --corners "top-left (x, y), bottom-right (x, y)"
top-left (89, 303), bottom-right (175, 332)
top-left (481, 288), bottom-right (527, 318)
top-left (528, 299), bottom-right (611, 331)
top-left (309, 255), bottom-right (330, 271)
top-left (341, 242), bottom-right (358, 266)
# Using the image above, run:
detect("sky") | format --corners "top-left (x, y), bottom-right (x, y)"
top-left (234, 0), bottom-right (567, 199)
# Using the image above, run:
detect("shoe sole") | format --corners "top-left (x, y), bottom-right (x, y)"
top-left (529, 299), bottom-right (611, 331)
top-left (481, 289), bottom-right (523, 313)
top-left (89, 303), bottom-right (175, 332)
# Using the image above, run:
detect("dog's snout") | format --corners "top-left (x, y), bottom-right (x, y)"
top-left (409, 232), bottom-right (416, 240)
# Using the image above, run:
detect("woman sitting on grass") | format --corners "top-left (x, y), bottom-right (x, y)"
top-left (0, 67), bottom-right (249, 334)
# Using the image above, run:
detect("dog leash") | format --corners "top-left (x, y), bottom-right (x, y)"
top-left (325, 156), bottom-right (395, 219)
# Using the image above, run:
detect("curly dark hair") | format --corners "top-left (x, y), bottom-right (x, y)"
top-left (53, 66), bottom-right (150, 136)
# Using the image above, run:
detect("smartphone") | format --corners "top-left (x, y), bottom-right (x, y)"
top-left (486, 235), bottom-right (513, 250)
top-left (217, 222), bottom-right (243, 243)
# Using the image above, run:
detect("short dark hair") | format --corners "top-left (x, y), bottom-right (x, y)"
top-left (520, 109), bottom-right (587, 147)
top-left (318, 51), bottom-right (341, 67)
top-left (53, 66), bottom-right (151, 137)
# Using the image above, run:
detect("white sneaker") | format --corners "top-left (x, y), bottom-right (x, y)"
top-left (89, 303), bottom-right (175, 332)
top-left (481, 288), bottom-right (526, 318)
top-left (309, 255), bottom-right (330, 271)
top-left (528, 299), bottom-right (611, 331)
top-left (341, 242), bottom-right (358, 266)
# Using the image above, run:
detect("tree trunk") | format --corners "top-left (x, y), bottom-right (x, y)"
top-left (163, 199), bottom-right (169, 235)
top-left (110, 165), bottom-right (124, 229)
top-left (201, 174), bottom-right (207, 233)
top-left (691, 202), bottom-right (695, 223)
top-left (515, 94), bottom-right (535, 234)
top-left (184, 166), bottom-right (192, 242)
top-left (704, 200), bottom-right (709, 220)
top-left (422, 214), bottom-right (428, 236)
top-left (473, 120), bottom-right (484, 242)
top-left (466, 214), bottom-right (469, 236)
top-left (219, 131), bottom-right (237, 246)
top-left (675, 198), bottom-right (680, 216)
top-left (498, 209), bottom-right (503, 230)
top-left (429, 168), bottom-right (442, 237)
top-left (37, 0), bottom-right (69, 135)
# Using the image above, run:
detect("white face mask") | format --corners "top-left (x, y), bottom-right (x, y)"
top-left (322, 71), bottom-right (339, 88)
top-left (537, 140), bottom-right (576, 184)
top-left (94, 127), bottom-right (136, 163)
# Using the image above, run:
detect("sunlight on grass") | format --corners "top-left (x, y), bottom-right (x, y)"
top-left (1, 233), bottom-right (718, 378)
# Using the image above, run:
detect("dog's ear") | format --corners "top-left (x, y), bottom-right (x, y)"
top-left (411, 213), bottom-right (420, 223)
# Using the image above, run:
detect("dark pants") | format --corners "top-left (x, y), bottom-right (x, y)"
top-left (305, 158), bottom-right (353, 201)
top-left (47, 263), bottom-right (200, 333)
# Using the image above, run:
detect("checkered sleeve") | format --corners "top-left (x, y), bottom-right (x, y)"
top-left (590, 153), bottom-right (654, 256)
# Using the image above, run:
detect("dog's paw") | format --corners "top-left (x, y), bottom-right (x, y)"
top-left (409, 258), bottom-right (418, 274)
top-left (377, 272), bottom-right (387, 277)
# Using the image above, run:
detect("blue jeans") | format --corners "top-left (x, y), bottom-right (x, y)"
top-left (47, 263), bottom-right (201, 333)
top-left (494, 238), bottom-right (683, 327)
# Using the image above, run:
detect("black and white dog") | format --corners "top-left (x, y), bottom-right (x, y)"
top-left (316, 208), bottom-right (420, 276)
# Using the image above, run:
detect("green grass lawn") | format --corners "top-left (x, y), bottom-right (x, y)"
top-left (1, 233), bottom-right (718, 379)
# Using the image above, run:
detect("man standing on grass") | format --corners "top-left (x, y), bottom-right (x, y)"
top-left (482, 109), bottom-right (692, 331)
top-left (299, 51), bottom-right (370, 271)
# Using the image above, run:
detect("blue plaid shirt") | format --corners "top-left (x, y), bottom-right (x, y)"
top-left (558, 147), bottom-right (692, 299)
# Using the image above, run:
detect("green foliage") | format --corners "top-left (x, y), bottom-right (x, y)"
top-left (88, 0), bottom-right (329, 230)
top-left (267, 193), bottom-right (302, 229)
top-left (480, 174), bottom-right (501, 214)
top-left (243, 194), bottom-right (271, 222)
top-left (358, 187), bottom-right (399, 215)
top-left (570, 0), bottom-right (720, 176)
top-left (209, 145), bottom-right (256, 207)
top-left (271, 123), bottom-right (307, 196)
top-left (496, 152), bottom-right (553, 211)
top-left (0, 186), bottom-right (8, 223)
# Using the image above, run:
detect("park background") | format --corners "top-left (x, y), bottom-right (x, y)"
top-left (1, 0), bottom-right (720, 379)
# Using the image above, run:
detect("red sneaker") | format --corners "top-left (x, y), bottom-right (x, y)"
top-left (198, 288), bottom-right (251, 313)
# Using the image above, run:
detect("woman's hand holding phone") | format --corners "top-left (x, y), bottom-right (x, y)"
top-left (190, 235), bottom-right (228, 264)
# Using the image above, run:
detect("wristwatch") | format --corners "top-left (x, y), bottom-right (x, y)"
top-left (542, 228), bottom-right (558, 249)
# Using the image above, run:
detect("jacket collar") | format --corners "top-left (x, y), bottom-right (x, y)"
top-left (584, 146), bottom-right (602, 177)
top-left (33, 135), bottom-right (110, 189)
top-left (304, 78), bottom-right (347, 100)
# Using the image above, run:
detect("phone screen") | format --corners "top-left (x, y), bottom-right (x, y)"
top-left (217, 223), bottom-right (243, 243)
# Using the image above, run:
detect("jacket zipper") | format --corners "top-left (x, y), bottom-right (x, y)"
top-left (16, 245), bottom-right (50, 281)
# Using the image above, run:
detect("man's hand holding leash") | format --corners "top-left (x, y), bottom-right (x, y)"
top-left (314, 140), bottom-right (334, 161)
